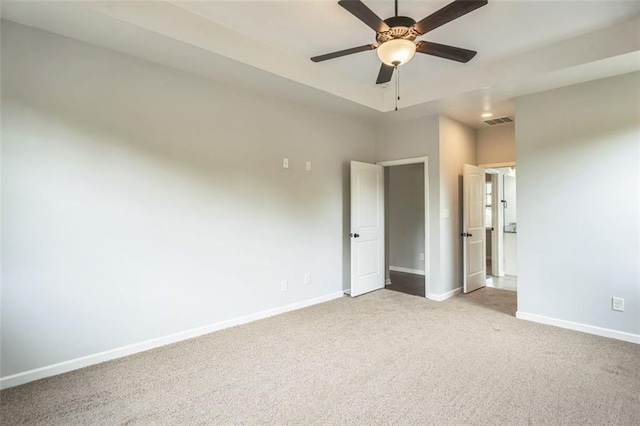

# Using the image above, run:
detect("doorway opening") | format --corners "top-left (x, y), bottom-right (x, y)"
top-left (386, 163), bottom-right (425, 297)
top-left (484, 165), bottom-right (517, 292)
top-left (377, 157), bottom-right (430, 298)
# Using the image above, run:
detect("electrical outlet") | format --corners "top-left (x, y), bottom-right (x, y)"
top-left (281, 280), bottom-right (288, 292)
top-left (283, 158), bottom-right (289, 169)
top-left (612, 297), bottom-right (624, 312)
top-left (305, 161), bottom-right (312, 171)
top-left (420, 253), bottom-right (425, 260)
top-left (304, 273), bottom-right (311, 285)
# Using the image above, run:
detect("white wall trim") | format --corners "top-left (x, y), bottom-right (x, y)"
top-left (478, 161), bottom-right (516, 168)
top-left (377, 156), bottom-right (429, 167)
top-left (427, 287), bottom-right (462, 302)
top-left (516, 311), bottom-right (640, 344)
top-left (0, 291), bottom-right (345, 390)
top-left (389, 266), bottom-right (425, 276)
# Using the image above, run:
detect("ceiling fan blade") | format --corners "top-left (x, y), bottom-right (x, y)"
top-left (311, 44), bottom-right (377, 62)
top-left (416, 41), bottom-right (477, 63)
top-left (376, 64), bottom-right (394, 84)
top-left (414, 0), bottom-right (488, 35)
top-left (338, 0), bottom-right (390, 33)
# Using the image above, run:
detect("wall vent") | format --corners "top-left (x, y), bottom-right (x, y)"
top-left (484, 116), bottom-right (513, 126)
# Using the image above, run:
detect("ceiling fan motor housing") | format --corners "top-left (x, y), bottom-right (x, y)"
top-left (376, 16), bottom-right (418, 44)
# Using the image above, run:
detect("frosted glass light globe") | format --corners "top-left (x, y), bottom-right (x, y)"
top-left (377, 39), bottom-right (417, 66)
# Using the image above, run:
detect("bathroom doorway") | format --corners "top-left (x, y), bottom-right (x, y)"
top-left (485, 166), bottom-right (517, 291)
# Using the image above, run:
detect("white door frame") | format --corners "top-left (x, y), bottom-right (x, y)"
top-left (377, 156), bottom-right (430, 298)
top-left (479, 162), bottom-right (516, 168)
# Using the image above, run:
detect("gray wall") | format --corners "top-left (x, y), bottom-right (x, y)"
top-left (477, 123), bottom-right (515, 165)
top-left (438, 116), bottom-right (478, 294)
top-left (388, 163), bottom-right (425, 272)
top-left (1, 22), bottom-right (376, 377)
top-left (515, 72), bottom-right (639, 335)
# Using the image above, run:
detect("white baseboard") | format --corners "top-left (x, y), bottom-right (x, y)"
top-left (427, 287), bottom-right (462, 302)
top-left (389, 266), bottom-right (425, 276)
top-left (516, 311), bottom-right (640, 344)
top-left (0, 291), bottom-right (345, 390)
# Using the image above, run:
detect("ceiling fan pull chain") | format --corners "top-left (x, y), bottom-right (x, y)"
top-left (395, 65), bottom-right (400, 111)
top-left (398, 66), bottom-right (400, 102)
top-left (395, 66), bottom-right (398, 111)
top-left (395, 0), bottom-right (398, 17)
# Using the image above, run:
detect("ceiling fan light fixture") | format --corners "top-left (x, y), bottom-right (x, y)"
top-left (377, 39), bottom-right (416, 67)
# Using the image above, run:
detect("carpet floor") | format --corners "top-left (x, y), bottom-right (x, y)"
top-left (1, 288), bottom-right (639, 425)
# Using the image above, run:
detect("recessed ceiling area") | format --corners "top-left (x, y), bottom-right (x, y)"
top-left (1, 0), bottom-right (639, 127)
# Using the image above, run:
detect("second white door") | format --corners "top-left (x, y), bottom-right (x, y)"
top-left (463, 164), bottom-right (487, 293)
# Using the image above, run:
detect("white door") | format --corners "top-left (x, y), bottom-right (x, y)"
top-left (463, 164), bottom-right (487, 293)
top-left (350, 161), bottom-right (385, 297)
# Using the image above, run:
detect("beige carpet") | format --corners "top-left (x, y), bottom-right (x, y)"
top-left (1, 288), bottom-right (639, 425)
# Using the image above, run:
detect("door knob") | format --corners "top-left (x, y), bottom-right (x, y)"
top-left (349, 233), bottom-right (360, 238)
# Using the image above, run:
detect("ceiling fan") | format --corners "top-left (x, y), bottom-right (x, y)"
top-left (311, 0), bottom-right (488, 84)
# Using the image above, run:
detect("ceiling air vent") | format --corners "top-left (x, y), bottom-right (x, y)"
top-left (484, 116), bottom-right (514, 126)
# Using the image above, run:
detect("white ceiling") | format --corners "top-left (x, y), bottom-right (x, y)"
top-left (2, 0), bottom-right (640, 127)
